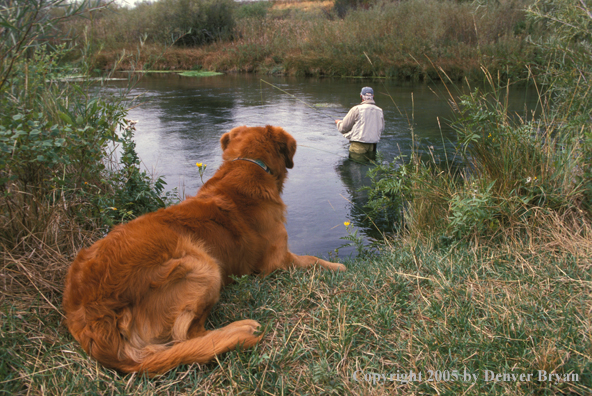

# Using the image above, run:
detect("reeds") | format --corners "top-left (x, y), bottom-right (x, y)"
top-left (363, 0), bottom-right (591, 246)
top-left (61, 0), bottom-right (539, 80)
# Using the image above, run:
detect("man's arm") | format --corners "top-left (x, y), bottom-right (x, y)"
top-left (336, 106), bottom-right (359, 135)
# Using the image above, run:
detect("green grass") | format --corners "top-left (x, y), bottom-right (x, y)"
top-left (178, 70), bottom-right (224, 77)
top-left (2, 237), bottom-right (590, 395)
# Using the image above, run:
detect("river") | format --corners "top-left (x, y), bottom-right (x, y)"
top-left (121, 73), bottom-right (537, 258)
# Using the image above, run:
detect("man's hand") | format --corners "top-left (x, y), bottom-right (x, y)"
top-left (335, 119), bottom-right (341, 125)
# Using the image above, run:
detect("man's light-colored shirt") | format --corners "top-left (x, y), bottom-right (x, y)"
top-left (336, 99), bottom-right (384, 143)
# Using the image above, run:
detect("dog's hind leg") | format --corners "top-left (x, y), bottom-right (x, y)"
top-left (126, 241), bottom-right (264, 375)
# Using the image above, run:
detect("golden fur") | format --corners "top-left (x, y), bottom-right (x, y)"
top-left (62, 125), bottom-right (345, 375)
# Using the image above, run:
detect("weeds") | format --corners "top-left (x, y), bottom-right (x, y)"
top-left (363, 0), bottom-right (591, 244)
top-left (61, 0), bottom-right (540, 80)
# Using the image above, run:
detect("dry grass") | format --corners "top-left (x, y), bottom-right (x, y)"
top-left (1, 210), bottom-right (590, 395)
top-left (272, 0), bottom-right (334, 12)
top-left (79, 0), bottom-right (536, 80)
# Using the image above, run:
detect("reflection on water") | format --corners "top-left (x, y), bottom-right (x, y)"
top-left (118, 73), bottom-right (537, 258)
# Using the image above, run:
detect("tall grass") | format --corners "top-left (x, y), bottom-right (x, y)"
top-left (62, 0), bottom-right (539, 80)
top-left (364, 0), bottom-right (591, 245)
top-left (197, 0), bottom-right (537, 79)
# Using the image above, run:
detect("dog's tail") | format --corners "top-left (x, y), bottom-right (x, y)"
top-left (136, 320), bottom-right (262, 375)
top-left (68, 313), bottom-right (262, 375)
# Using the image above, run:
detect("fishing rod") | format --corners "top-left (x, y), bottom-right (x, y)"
top-left (259, 79), bottom-right (338, 121)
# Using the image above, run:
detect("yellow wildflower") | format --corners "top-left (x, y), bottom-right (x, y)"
top-left (344, 221), bottom-right (351, 227)
top-left (196, 162), bottom-right (202, 167)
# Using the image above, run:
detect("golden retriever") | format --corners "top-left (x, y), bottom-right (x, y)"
top-left (62, 125), bottom-right (345, 375)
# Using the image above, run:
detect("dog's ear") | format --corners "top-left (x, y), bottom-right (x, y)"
top-left (270, 126), bottom-right (296, 169)
top-left (220, 132), bottom-right (231, 151)
top-left (222, 126), bottom-right (249, 152)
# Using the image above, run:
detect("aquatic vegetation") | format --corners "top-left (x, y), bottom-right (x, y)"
top-left (179, 70), bottom-right (223, 77)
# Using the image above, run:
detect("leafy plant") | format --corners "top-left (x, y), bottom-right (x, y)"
top-left (362, 155), bottom-right (412, 231)
top-left (363, 0), bottom-right (591, 244)
top-left (235, 1), bottom-right (271, 20)
top-left (0, 1), bottom-right (174, 250)
top-left (91, 121), bottom-right (172, 227)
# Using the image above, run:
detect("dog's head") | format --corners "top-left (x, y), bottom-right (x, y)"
top-left (220, 125), bottom-right (297, 190)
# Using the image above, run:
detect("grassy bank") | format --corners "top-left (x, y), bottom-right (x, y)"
top-left (2, 231), bottom-right (591, 394)
top-left (2, 0), bottom-right (591, 394)
top-left (66, 0), bottom-right (539, 81)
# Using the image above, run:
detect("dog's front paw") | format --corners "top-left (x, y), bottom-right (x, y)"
top-left (333, 263), bottom-right (346, 271)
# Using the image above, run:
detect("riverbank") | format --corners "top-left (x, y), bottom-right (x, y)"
top-left (2, 231), bottom-right (590, 394)
top-left (80, 0), bottom-right (538, 82)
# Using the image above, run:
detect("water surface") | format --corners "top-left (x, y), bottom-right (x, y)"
top-left (122, 74), bottom-right (536, 257)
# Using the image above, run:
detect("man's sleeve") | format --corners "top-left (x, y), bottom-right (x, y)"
top-left (337, 106), bottom-right (358, 134)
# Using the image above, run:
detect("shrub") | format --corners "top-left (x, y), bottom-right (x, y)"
top-left (64, 0), bottom-right (236, 48)
top-left (0, 1), bottom-right (173, 251)
top-left (363, 0), bottom-right (591, 243)
top-left (333, 0), bottom-right (376, 18)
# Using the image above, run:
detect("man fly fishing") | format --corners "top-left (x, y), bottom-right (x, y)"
top-left (335, 87), bottom-right (384, 160)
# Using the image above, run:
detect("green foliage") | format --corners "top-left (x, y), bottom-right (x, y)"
top-left (91, 123), bottom-right (172, 227)
top-left (362, 156), bottom-right (411, 230)
top-left (171, 0), bottom-right (236, 46)
top-left (0, 0), bottom-right (96, 91)
top-left (59, 0), bottom-right (540, 80)
top-left (447, 181), bottom-right (500, 239)
top-left (333, 0), bottom-right (376, 18)
top-left (0, 1), bottom-right (173, 249)
top-left (337, 222), bottom-right (374, 258)
top-left (69, 0), bottom-right (237, 48)
top-left (363, 0), bottom-right (591, 243)
top-left (527, 0), bottom-right (592, 210)
top-left (235, 1), bottom-right (272, 20)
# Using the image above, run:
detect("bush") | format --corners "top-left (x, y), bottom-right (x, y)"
top-left (0, 1), bottom-right (173, 251)
top-left (63, 0), bottom-right (236, 48)
top-left (333, 0), bottom-right (375, 18)
top-left (363, 0), bottom-right (591, 243)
